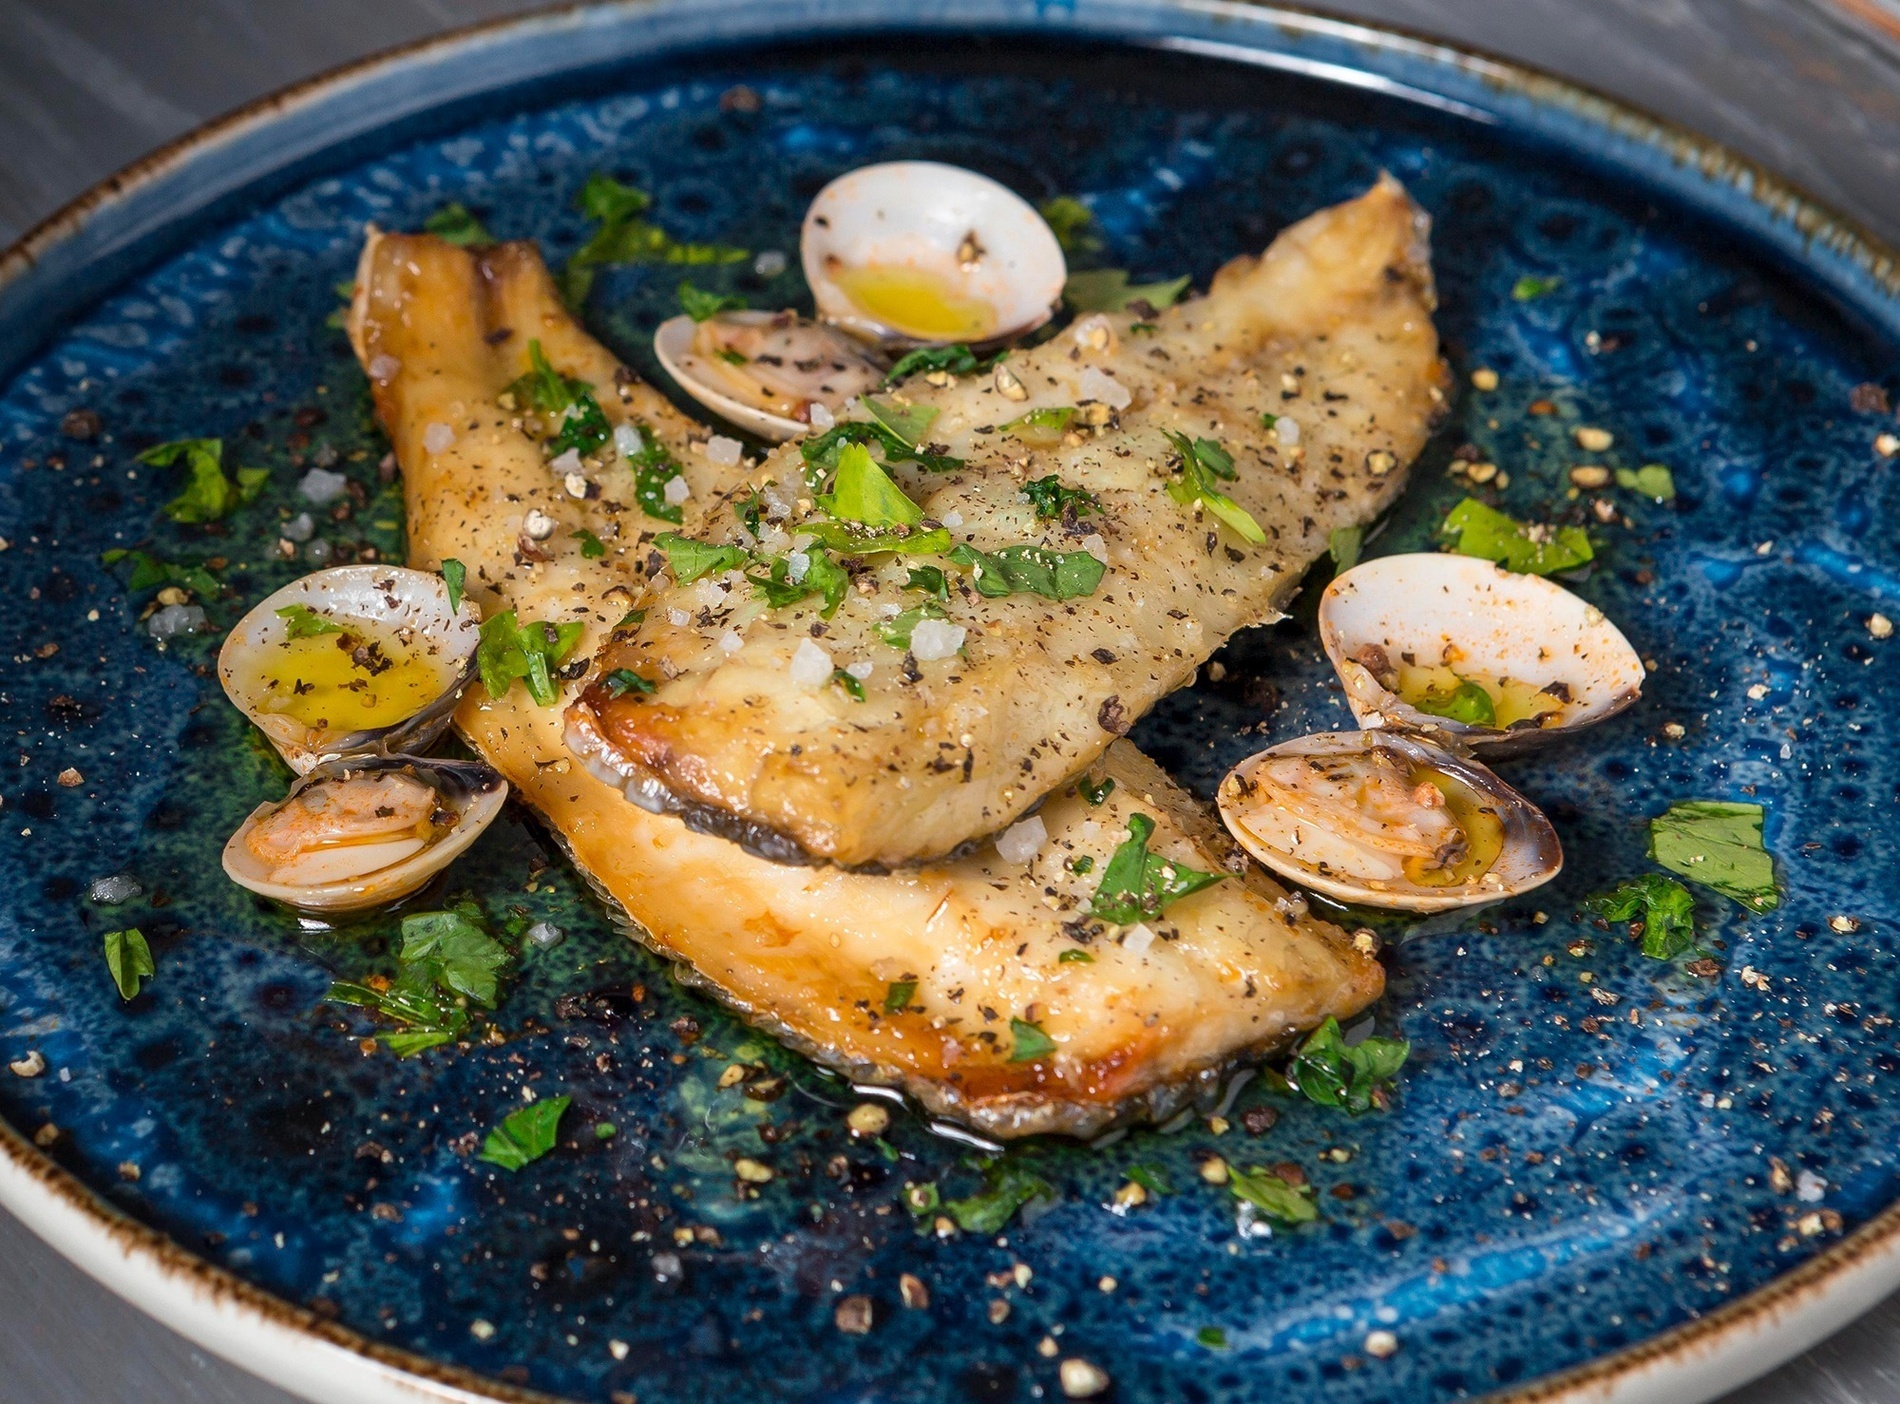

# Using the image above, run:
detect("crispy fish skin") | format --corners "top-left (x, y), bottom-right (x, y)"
top-left (572, 175), bottom-right (1448, 869)
top-left (350, 230), bottom-right (1385, 1139)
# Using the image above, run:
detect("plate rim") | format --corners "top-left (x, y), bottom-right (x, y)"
top-left (1, 3), bottom-right (1896, 1401)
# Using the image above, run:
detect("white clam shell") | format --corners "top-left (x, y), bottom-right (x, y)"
top-left (801, 161), bottom-right (1065, 345)
top-left (217, 565), bottom-right (481, 774)
top-left (222, 755), bottom-right (506, 913)
top-left (1217, 730), bottom-right (1562, 913)
top-left (654, 311), bottom-right (883, 441)
top-left (1319, 552), bottom-right (1645, 756)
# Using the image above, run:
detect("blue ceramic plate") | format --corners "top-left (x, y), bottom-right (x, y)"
top-left (2, 5), bottom-right (1899, 1402)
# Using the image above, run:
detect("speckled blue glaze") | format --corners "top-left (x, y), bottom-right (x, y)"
top-left (0, 18), bottom-right (1896, 1404)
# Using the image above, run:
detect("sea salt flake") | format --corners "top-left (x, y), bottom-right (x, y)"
top-left (663, 474), bottom-right (692, 506)
top-left (1077, 367), bottom-right (1131, 410)
top-left (1122, 923), bottom-right (1156, 955)
top-left (706, 435), bottom-right (744, 466)
top-left (298, 468), bottom-right (349, 504)
top-left (423, 422), bottom-right (456, 454)
top-left (613, 424), bottom-right (644, 458)
top-left (908, 618), bottom-right (966, 661)
top-left (995, 816), bottom-right (1048, 864)
top-left (790, 638), bottom-right (832, 686)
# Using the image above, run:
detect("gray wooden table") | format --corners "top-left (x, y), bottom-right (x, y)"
top-left (3, 1), bottom-right (1899, 1400)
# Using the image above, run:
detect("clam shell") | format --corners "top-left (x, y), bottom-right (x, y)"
top-left (1319, 552), bottom-right (1644, 755)
top-left (222, 755), bottom-right (507, 913)
top-left (1217, 729), bottom-right (1562, 913)
top-left (653, 311), bottom-right (884, 441)
top-left (217, 565), bottom-right (480, 774)
top-left (802, 161), bottom-right (1065, 346)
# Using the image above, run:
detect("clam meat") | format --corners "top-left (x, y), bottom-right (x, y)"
top-left (802, 160), bottom-right (1066, 346)
top-left (222, 756), bottom-right (507, 913)
top-left (1320, 552), bottom-right (1644, 754)
top-left (1217, 730), bottom-right (1561, 912)
top-left (653, 309), bottom-right (886, 441)
top-left (218, 565), bottom-right (480, 773)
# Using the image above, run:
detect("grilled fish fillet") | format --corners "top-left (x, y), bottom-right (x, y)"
top-left (570, 176), bottom-right (1447, 869)
top-left (348, 230), bottom-right (1384, 1139)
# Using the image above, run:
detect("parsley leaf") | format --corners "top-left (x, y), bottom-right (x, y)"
top-left (820, 442), bottom-right (925, 528)
top-left (137, 439), bottom-right (268, 524)
top-left (862, 396), bottom-right (941, 449)
top-left (883, 979), bottom-right (916, 1013)
top-left (876, 604), bottom-right (946, 650)
top-left (830, 668), bottom-right (867, 701)
top-left (947, 543), bottom-right (1105, 601)
top-left (1162, 431), bottom-right (1265, 544)
top-left (562, 173), bottom-right (746, 305)
top-left (884, 344), bottom-right (979, 385)
top-left (655, 532), bottom-right (748, 584)
top-left (506, 341), bottom-right (612, 459)
top-left (399, 907), bottom-right (510, 1006)
top-left (1650, 801), bottom-right (1780, 912)
top-left (1512, 274), bottom-right (1562, 301)
top-left (1412, 678), bottom-right (1495, 727)
top-left (1009, 1018), bottom-right (1057, 1062)
top-left (103, 928), bottom-right (153, 1001)
top-left (479, 1095), bottom-right (570, 1171)
top-left (803, 521), bottom-right (953, 558)
top-left (1125, 1164), bottom-right (1169, 1196)
top-left (1063, 268), bottom-right (1190, 314)
top-left (571, 528), bottom-right (606, 559)
top-left (1088, 813), bottom-right (1225, 923)
top-left (1616, 464), bottom-right (1677, 501)
top-left (1328, 525), bottom-right (1363, 572)
top-left (1077, 774), bottom-right (1114, 805)
top-left (941, 1163), bottom-right (1055, 1234)
top-left (621, 421), bottom-right (686, 524)
top-left (678, 280), bottom-right (747, 321)
top-left (476, 611), bottom-right (584, 706)
top-left (800, 420), bottom-right (961, 478)
top-left (423, 201), bottom-right (493, 246)
top-left (904, 565), bottom-right (950, 602)
top-left (1039, 195), bottom-right (1100, 254)
top-left (602, 668), bottom-right (655, 699)
top-left (441, 558), bottom-right (466, 614)
top-left (1440, 497), bottom-right (1593, 575)
top-left (1021, 474), bottom-right (1098, 520)
top-left (1002, 407), bottom-right (1077, 448)
top-left (275, 603), bottom-right (341, 638)
top-left (747, 548), bottom-right (849, 617)
top-left (1197, 1327), bottom-right (1228, 1350)
top-left (1057, 948), bottom-right (1094, 963)
top-left (1588, 873), bottom-right (1699, 960)
top-left (1288, 1016), bottom-right (1411, 1115)
top-left (100, 549), bottom-right (220, 600)
top-left (1228, 1165), bottom-right (1317, 1224)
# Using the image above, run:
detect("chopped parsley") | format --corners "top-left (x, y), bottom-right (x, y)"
top-left (830, 668), bottom-right (866, 702)
top-left (819, 442), bottom-right (926, 529)
top-left (715, 349), bottom-right (749, 366)
top-left (946, 542), bottom-right (1105, 601)
top-left (1038, 195), bottom-right (1100, 254)
top-left (1002, 407), bottom-right (1077, 449)
top-left (100, 548), bottom-right (221, 599)
top-left (940, 1162), bottom-right (1055, 1234)
top-left (1412, 678), bottom-right (1495, 727)
top-left (1197, 1327), bottom-right (1228, 1350)
top-left (655, 533), bottom-right (748, 584)
top-left (803, 521), bottom-right (952, 558)
top-left (571, 528), bottom-right (606, 559)
top-left (1057, 946), bottom-right (1094, 962)
top-left (1063, 268), bottom-right (1190, 314)
top-left (1288, 1016), bottom-right (1410, 1115)
top-left (614, 607), bottom-right (646, 630)
top-left (875, 604), bottom-right (947, 650)
top-left (1328, 525), bottom-right (1363, 573)
top-left (883, 979), bottom-right (917, 1013)
top-left (476, 611), bottom-right (585, 706)
top-left (1077, 774), bottom-right (1114, 806)
top-left (903, 565), bottom-right (950, 602)
top-left (1588, 873), bottom-right (1698, 960)
top-left (800, 419), bottom-right (961, 478)
top-left (748, 548), bottom-right (849, 617)
top-left (1228, 1165), bottom-right (1317, 1224)
top-left (1440, 497), bottom-right (1593, 576)
top-left (137, 439), bottom-right (269, 524)
top-left (623, 421), bottom-right (688, 524)
top-left (441, 558), bottom-right (467, 614)
top-left (1088, 813), bottom-right (1225, 923)
top-left (602, 668), bottom-right (655, 699)
top-left (479, 1095), bottom-right (570, 1171)
top-left (678, 279), bottom-right (747, 321)
top-left (506, 340), bottom-right (612, 458)
top-left (1021, 473), bottom-right (1097, 520)
top-left (422, 201), bottom-right (493, 246)
top-left (863, 395), bottom-right (941, 449)
top-left (595, 1121), bottom-right (618, 1140)
top-left (327, 903), bottom-right (510, 1053)
top-left (560, 173), bottom-right (747, 306)
top-left (1009, 1018), bottom-right (1057, 1062)
top-left (1512, 274), bottom-right (1562, 301)
top-left (1616, 463), bottom-right (1677, 501)
top-left (884, 344), bottom-right (979, 385)
top-left (1650, 800), bottom-right (1779, 912)
top-left (275, 603), bottom-right (342, 638)
top-left (103, 928), bottom-right (153, 1001)
top-left (1162, 432), bottom-right (1265, 545)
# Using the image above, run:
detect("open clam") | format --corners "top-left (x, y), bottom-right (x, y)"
top-left (218, 565), bottom-right (480, 774)
top-left (802, 161), bottom-right (1065, 346)
top-left (653, 309), bottom-right (887, 440)
top-left (222, 755), bottom-right (506, 913)
top-left (1217, 730), bottom-right (1561, 913)
top-left (1320, 552), bottom-right (1644, 756)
